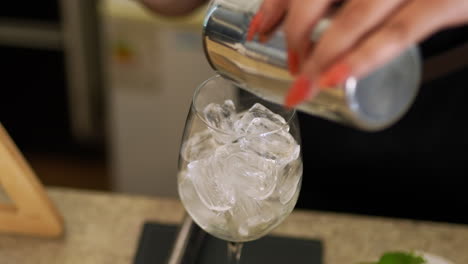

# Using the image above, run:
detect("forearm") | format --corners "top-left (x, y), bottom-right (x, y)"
top-left (139, 0), bottom-right (208, 16)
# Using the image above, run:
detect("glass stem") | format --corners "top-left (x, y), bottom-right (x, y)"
top-left (227, 242), bottom-right (243, 264)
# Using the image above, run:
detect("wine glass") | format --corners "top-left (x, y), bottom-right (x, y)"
top-left (177, 75), bottom-right (303, 263)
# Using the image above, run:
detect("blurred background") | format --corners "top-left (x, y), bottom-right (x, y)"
top-left (0, 0), bottom-right (214, 195)
top-left (1, 0), bottom-right (467, 224)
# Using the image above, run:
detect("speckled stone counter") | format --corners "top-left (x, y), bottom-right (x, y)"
top-left (0, 187), bottom-right (467, 264)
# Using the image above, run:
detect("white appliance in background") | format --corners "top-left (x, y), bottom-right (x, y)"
top-left (100, 0), bottom-right (214, 197)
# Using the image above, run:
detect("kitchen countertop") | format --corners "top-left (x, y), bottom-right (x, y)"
top-left (0, 187), bottom-right (467, 264)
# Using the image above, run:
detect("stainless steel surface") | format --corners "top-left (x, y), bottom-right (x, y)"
top-left (203, 1), bottom-right (422, 131)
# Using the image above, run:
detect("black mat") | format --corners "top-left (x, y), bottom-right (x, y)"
top-left (134, 222), bottom-right (323, 264)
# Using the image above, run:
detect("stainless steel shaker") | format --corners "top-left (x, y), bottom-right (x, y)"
top-left (202, 0), bottom-right (422, 131)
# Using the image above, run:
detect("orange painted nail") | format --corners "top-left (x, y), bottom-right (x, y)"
top-left (246, 12), bottom-right (263, 41)
top-left (285, 76), bottom-right (313, 108)
top-left (319, 62), bottom-right (351, 88)
top-left (287, 49), bottom-right (300, 75)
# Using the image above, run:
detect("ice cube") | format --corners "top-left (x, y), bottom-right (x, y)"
top-left (178, 171), bottom-right (227, 229)
top-left (221, 150), bottom-right (277, 200)
top-left (181, 129), bottom-right (219, 162)
top-left (276, 159), bottom-right (302, 205)
top-left (211, 130), bottom-right (238, 145)
top-left (212, 142), bottom-right (243, 164)
top-left (203, 100), bottom-right (236, 132)
top-left (230, 197), bottom-right (275, 238)
top-left (240, 125), bottom-right (300, 166)
top-left (234, 103), bottom-right (287, 135)
top-left (245, 117), bottom-right (282, 135)
top-left (203, 100), bottom-right (238, 143)
top-left (187, 157), bottom-right (236, 212)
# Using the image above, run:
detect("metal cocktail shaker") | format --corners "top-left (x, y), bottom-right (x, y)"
top-left (202, 0), bottom-right (422, 131)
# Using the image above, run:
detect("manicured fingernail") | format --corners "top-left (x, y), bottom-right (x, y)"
top-left (319, 62), bottom-right (351, 88)
top-left (287, 49), bottom-right (300, 75)
top-left (246, 11), bottom-right (263, 41)
top-left (285, 76), bottom-right (313, 108)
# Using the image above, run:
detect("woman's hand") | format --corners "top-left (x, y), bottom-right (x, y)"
top-left (250, 0), bottom-right (468, 107)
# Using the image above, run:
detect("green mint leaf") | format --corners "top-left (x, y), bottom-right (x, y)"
top-left (378, 252), bottom-right (426, 264)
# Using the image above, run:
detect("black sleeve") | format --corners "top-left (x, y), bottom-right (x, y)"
top-left (421, 25), bottom-right (468, 59)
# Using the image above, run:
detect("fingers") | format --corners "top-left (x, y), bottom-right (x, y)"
top-left (246, 0), bottom-right (288, 42)
top-left (246, 11), bottom-right (264, 41)
top-left (249, 0), bottom-right (341, 74)
top-left (287, 0), bottom-right (466, 107)
top-left (310, 0), bottom-right (407, 71)
top-left (446, 0), bottom-right (468, 26)
top-left (339, 0), bottom-right (450, 80)
top-left (258, 0), bottom-right (289, 35)
top-left (285, 0), bottom-right (333, 52)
